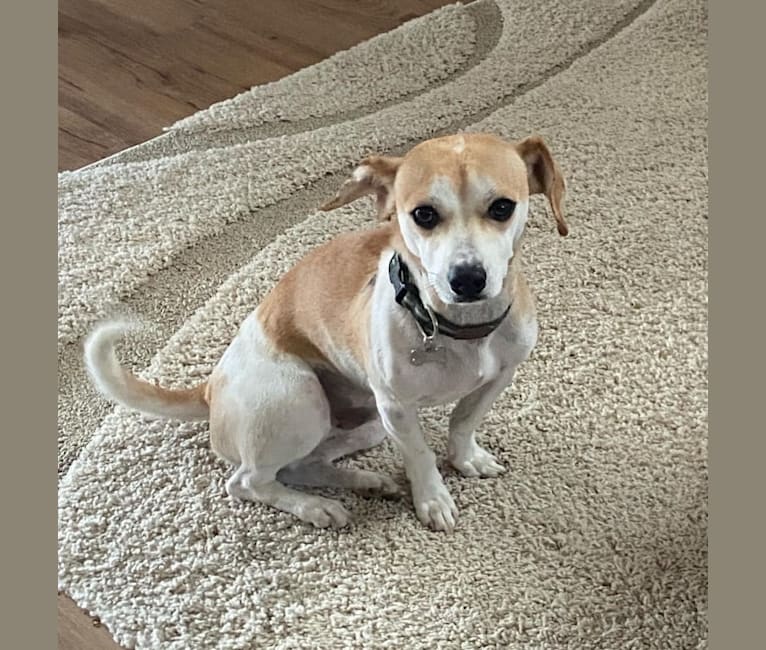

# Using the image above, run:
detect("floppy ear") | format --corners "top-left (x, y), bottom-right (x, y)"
top-left (515, 136), bottom-right (568, 236)
top-left (320, 155), bottom-right (403, 220)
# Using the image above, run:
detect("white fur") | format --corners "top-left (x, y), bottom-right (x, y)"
top-left (353, 165), bottom-right (371, 182)
top-left (209, 313), bottom-right (398, 527)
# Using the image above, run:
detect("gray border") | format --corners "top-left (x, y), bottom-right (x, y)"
top-left (4, 1), bottom-right (57, 648)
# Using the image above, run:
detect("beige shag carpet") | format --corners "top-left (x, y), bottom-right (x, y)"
top-left (58, 0), bottom-right (708, 647)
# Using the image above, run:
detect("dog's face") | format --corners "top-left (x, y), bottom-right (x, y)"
top-left (322, 133), bottom-right (567, 305)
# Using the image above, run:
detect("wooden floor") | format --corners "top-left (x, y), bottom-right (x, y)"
top-left (58, 0), bottom-right (452, 647)
top-left (58, 0), bottom-right (453, 172)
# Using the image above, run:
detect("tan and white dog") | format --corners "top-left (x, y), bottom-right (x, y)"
top-left (84, 133), bottom-right (567, 533)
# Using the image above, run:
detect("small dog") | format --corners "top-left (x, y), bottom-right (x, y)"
top-left (85, 133), bottom-right (567, 533)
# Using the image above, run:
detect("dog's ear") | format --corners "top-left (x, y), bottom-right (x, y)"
top-left (515, 136), bottom-right (568, 236)
top-left (320, 156), bottom-right (403, 220)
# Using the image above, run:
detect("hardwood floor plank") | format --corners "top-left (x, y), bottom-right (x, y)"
top-left (58, 593), bottom-right (122, 650)
top-left (59, 105), bottom-right (124, 165)
top-left (88, 0), bottom-right (202, 34)
top-left (58, 0), bottom-right (453, 170)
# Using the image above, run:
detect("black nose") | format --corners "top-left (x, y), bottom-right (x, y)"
top-left (448, 263), bottom-right (487, 300)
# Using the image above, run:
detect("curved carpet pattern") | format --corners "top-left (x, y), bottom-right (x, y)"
top-left (58, 0), bottom-right (708, 648)
top-left (57, 0), bottom-right (644, 347)
top-left (168, 4), bottom-right (480, 134)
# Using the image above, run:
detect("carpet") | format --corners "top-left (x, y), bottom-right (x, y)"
top-left (58, 0), bottom-right (708, 647)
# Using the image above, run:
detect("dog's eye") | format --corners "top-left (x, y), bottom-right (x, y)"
top-left (411, 205), bottom-right (440, 229)
top-left (488, 198), bottom-right (516, 222)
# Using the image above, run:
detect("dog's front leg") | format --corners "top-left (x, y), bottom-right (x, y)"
top-left (375, 396), bottom-right (458, 533)
top-left (448, 368), bottom-right (517, 478)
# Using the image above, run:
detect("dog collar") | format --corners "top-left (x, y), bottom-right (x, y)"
top-left (387, 253), bottom-right (511, 340)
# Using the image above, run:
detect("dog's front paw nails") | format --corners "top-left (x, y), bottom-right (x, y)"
top-left (450, 445), bottom-right (506, 478)
top-left (413, 484), bottom-right (459, 533)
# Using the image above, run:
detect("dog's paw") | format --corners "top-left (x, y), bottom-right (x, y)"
top-left (299, 497), bottom-right (351, 529)
top-left (413, 482), bottom-right (459, 533)
top-left (450, 444), bottom-right (506, 478)
top-left (354, 470), bottom-right (402, 499)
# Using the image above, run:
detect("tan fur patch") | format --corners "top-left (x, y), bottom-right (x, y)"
top-left (130, 375), bottom-right (209, 409)
top-left (395, 133), bottom-right (530, 214)
top-left (506, 259), bottom-right (536, 323)
top-left (258, 223), bottom-right (396, 371)
top-left (206, 374), bottom-right (238, 463)
top-left (513, 135), bottom-right (568, 236)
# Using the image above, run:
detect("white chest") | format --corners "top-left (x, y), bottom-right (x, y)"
top-left (367, 252), bottom-right (534, 408)
top-left (394, 338), bottom-right (502, 406)
top-left (370, 305), bottom-right (507, 407)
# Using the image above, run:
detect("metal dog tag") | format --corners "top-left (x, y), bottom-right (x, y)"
top-left (410, 340), bottom-right (447, 366)
top-left (410, 307), bottom-right (447, 366)
top-left (410, 304), bottom-right (447, 365)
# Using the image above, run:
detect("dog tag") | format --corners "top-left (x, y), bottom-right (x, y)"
top-left (409, 304), bottom-right (446, 365)
top-left (410, 341), bottom-right (447, 366)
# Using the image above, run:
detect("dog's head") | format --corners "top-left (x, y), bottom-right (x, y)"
top-left (322, 133), bottom-right (567, 305)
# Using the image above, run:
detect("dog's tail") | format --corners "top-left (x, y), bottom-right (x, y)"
top-left (84, 320), bottom-right (209, 421)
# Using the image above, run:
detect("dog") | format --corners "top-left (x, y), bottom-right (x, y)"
top-left (84, 132), bottom-right (567, 533)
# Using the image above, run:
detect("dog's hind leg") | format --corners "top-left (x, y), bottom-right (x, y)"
top-left (277, 459), bottom-right (400, 497)
top-left (211, 337), bottom-right (353, 527)
top-left (278, 418), bottom-right (399, 497)
top-left (226, 466), bottom-right (351, 528)
top-left (270, 412), bottom-right (398, 496)
top-left (308, 418), bottom-right (387, 463)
